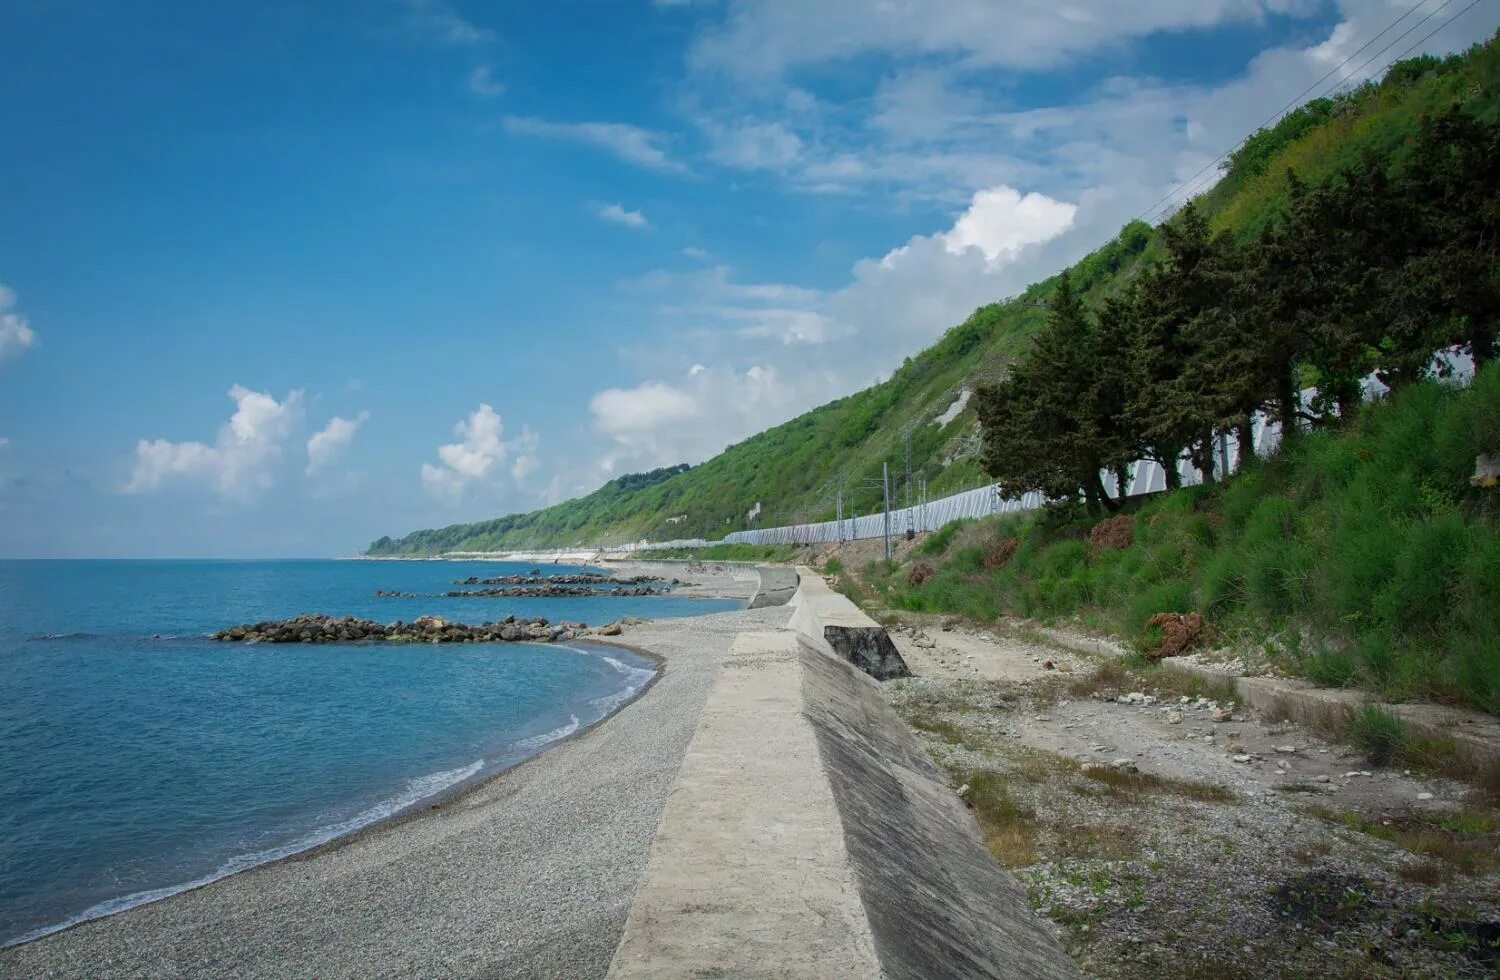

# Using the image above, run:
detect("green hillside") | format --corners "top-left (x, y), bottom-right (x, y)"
top-left (369, 35), bottom-right (1499, 557)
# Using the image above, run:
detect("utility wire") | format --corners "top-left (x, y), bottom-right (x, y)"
top-left (1136, 0), bottom-right (1483, 226)
top-left (1133, 0), bottom-right (1440, 224)
top-left (1142, 0), bottom-right (1488, 224)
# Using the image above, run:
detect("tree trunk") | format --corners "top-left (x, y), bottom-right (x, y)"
top-left (1470, 316), bottom-right (1496, 368)
top-left (1277, 370), bottom-right (1300, 444)
top-left (1162, 453), bottom-right (1182, 491)
top-left (1092, 470), bottom-right (1121, 513)
top-left (1237, 417), bottom-right (1256, 468)
top-left (1192, 436), bottom-right (1216, 486)
top-left (1082, 478), bottom-right (1104, 515)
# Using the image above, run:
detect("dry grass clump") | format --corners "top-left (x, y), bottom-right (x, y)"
top-left (964, 769), bottom-right (1039, 867)
top-left (904, 711), bottom-right (967, 744)
top-left (1087, 514), bottom-right (1134, 557)
top-left (982, 536), bottom-right (1020, 570)
top-left (1141, 612), bottom-right (1208, 660)
top-left (1080, 765), bottom-right (1237, 804)
top-left (1305, 804), bottom-right (1500, 878)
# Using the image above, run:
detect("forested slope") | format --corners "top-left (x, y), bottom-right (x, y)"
top-left (370, 36), bottom-right (1498, 556)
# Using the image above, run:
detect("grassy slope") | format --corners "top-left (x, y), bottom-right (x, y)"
top-left (370, 37), bottom-right (1498, 557)
top-left (867, 366), bottom-right (1500, 715)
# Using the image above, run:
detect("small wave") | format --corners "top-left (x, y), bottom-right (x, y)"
top-left (589, 656), bottom-right (656, 714)
top-left (28, 632), bottom-right (100, 642)
top-left (515, 714), bottom-right (580, 751)
top-left (5, 758), bottom-right (485, 948)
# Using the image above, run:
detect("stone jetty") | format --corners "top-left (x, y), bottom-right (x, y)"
top-left (211, 612), bottom-right (624, 645)
top-left (453, 573), bottom-right (671, 586)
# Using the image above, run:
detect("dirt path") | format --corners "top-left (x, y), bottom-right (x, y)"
top-left (880, 614), bottom-right (1500, 978)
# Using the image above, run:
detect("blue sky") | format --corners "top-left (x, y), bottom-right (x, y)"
top-left (2, 0), bottom-right (1495, 557)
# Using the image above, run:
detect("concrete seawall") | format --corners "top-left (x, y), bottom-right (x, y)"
top-left (609, 568), bottom-right (1078, 978)
top-left (786, 568), bottom-right (910, 679)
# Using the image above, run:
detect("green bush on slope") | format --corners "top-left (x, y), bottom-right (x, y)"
top-left (881, 367), bottom-right (1500, 715)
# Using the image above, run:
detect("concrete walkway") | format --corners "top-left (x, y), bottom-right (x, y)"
top-left (608, 632), bottom-right (882, 978)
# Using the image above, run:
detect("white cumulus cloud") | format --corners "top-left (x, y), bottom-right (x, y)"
top-left (125, 385), bottom-right (304, 500)
top-left (597, 202), bottom-right (650, 228)
top-left (589, 363), bottom-right (826, 475)
top-left (0, 285), bottom-right (37, 364)
top-left (305, 411), bottom-right (370, 475)
top-left (941, 186), bottom-right (1078, 265)
top-left (421, 404), bottom-right (539, 503)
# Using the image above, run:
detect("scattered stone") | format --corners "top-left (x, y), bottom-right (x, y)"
top-left (1315, 775), bottom-right (1331, 783)
top-left (1233, 754), bottom-right (1252, 763)
top-left (1214, 708), bottom-right (1234, 722)
top-left (1416, 792), bottom-right (1434, 801)
top-left (1166, 710), bottom-right (1183, 724)
top-left (1275, 745), bottom-right (1297, 754)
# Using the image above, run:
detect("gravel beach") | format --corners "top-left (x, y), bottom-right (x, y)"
top-left (1, 597), bottom-right (790, 979)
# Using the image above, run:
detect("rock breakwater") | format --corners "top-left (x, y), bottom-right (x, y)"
top-left (441, 585), bottom-right (662, 598)
top-left (453, 573), bottom-right (672, 587)
top-left (212, 613), bottom-right (628, 645)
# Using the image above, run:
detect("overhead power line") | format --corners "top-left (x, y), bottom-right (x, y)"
top-left (1136, 0), bottom-right (1487, 226)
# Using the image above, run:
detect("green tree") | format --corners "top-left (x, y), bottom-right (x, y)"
top-left (976, 271), bottom-right (1133, 512)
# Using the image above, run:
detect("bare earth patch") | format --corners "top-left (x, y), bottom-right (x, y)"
top-left (880, 616), bottom-right (1500, 978)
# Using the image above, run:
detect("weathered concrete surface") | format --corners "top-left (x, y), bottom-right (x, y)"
top-left (748, 564), bottom-right (800, 608)
top-left (788, 568), bottom-right (910, 679)
top-left (800, 640), bottom-right (1081, 979)
top-left (607, 631), bottom-right (882, 979)
top-left (610, 621), bottom-right (1077, 979)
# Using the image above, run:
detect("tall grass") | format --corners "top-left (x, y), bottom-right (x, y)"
top-left (879, 366), bottom-right (1500, 715)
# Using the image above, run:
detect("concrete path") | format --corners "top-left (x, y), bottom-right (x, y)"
top-left (608, 632), bottom-right (882, 978)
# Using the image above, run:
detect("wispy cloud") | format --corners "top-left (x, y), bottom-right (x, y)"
top-left (596, 202), bottom-right (650, 228)
top-left (402, 0), bottom-right (495, 45)
top-left (503, 116), bottom-right (690, 175)
top-left (467, 65), bottom-right (505, 97)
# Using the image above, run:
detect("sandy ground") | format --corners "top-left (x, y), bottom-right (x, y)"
top-left (880, 615), bottom-right (1500, 978)
top-left (0, 604), bottom-right (791, 980)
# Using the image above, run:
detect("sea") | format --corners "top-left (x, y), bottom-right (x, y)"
top-left (0, 558), bottom-right (740, 947)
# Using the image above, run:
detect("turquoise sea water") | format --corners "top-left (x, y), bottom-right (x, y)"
top-left (0, 559), bottom-right (739, 946)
